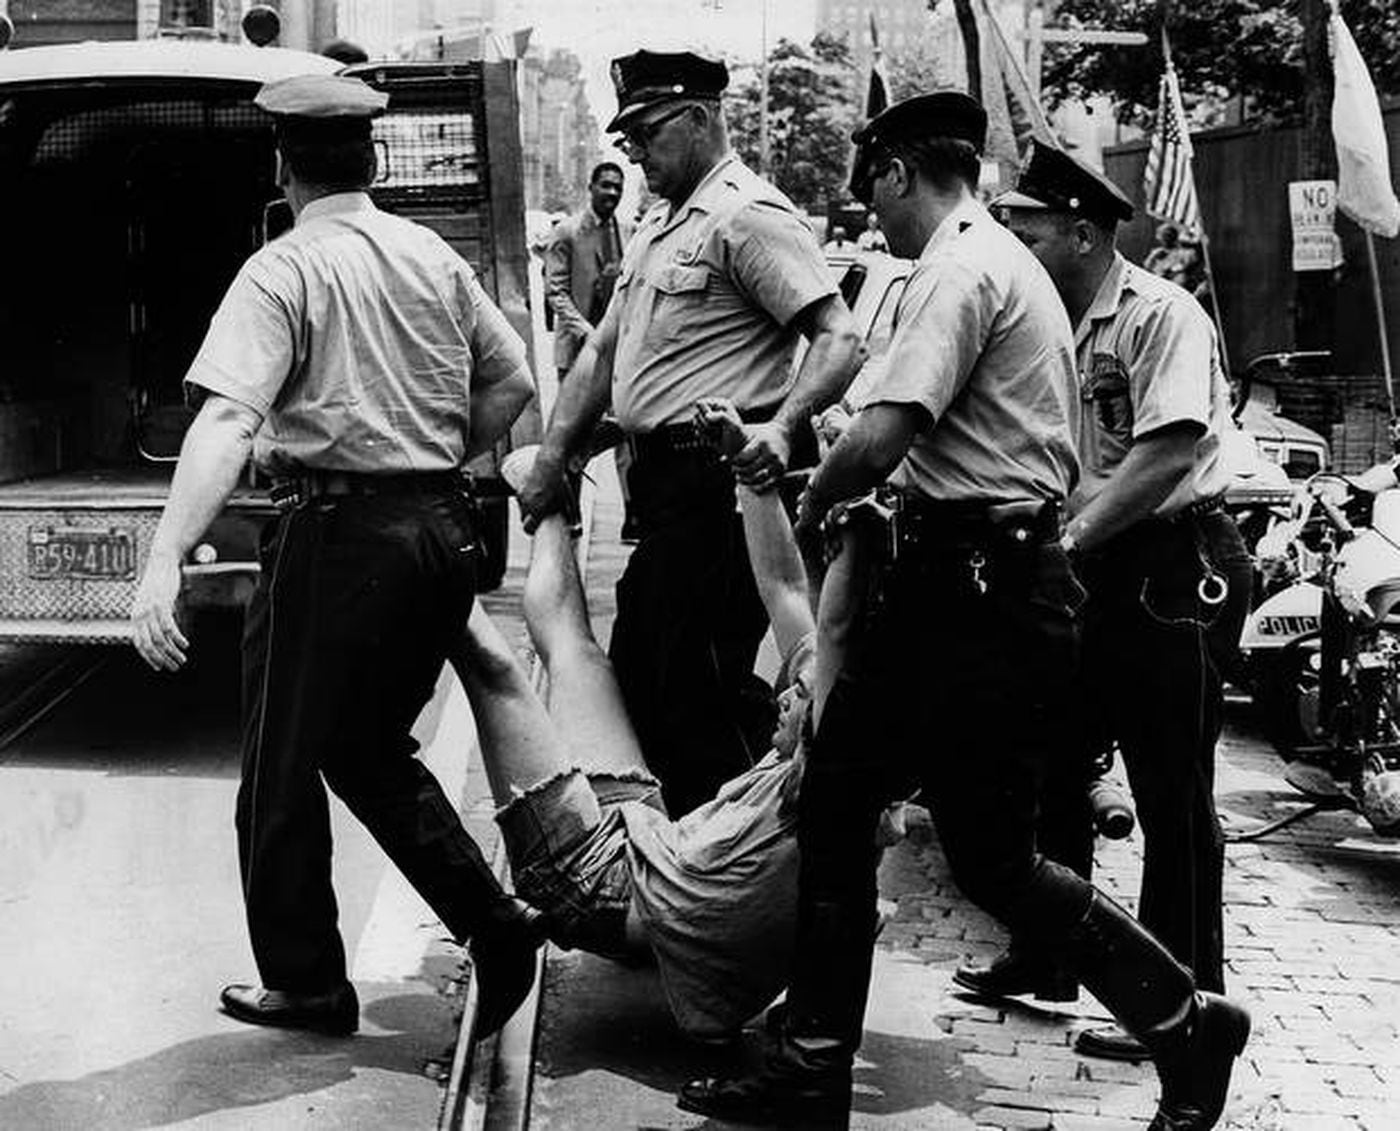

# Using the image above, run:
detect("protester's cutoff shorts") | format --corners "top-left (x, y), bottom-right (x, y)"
top-left (497, 768), bottom-right (665, 959)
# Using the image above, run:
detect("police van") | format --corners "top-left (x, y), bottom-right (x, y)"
top-left (0, 29), bottom-right (536, 643)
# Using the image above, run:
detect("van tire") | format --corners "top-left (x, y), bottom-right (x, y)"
top-left (476, 496), bottom-right (509, 592)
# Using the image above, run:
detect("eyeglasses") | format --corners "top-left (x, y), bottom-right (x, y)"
top-left (613, 104), bottom-right (692, 152)
top-left (850, 149), bottom-right (894, 207)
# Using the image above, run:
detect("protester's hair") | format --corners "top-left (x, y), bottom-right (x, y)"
top-left (886, 136), bottom-right (981, 192)
top-left (590, 161), bottom-right (623, 185)
top-left (276, 122), bottom-right (376, 191)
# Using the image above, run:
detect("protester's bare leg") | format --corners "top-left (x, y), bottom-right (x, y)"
top-left (523, 514), bottom-right (648, 779)
top-left (451, 607), bottom-right (568, 809)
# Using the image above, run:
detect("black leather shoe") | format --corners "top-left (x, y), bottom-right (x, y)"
top-left (678, 1060), bottom-right (851, 1128)
top-left (219, 981), bottom-right (358, 1036)
top-left (470, 900), bottom-right (547, 1039)
top-left (1075, 1023), bottom-right (1150, 1062)
top-left (953, 948), bottom-right (1079, 1003)
top-left (1148, 992), bottom-right (1251, 1130)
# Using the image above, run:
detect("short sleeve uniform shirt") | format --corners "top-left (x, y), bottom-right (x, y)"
top-left (610, 155), bottom-right (836, 432)
top-left (186, 192), bottom-right (530, 476)
top-left (1072, 253), bottom-right (1234, 516)
top-left (864, 199), bottom-right (1080, 505)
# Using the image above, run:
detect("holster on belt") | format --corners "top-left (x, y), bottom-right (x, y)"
top-left (890, 496), bottom-right (1061, 600)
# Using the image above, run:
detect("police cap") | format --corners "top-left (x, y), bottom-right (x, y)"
top-left (605, 49), bottom-right (728, 132)
top-left (852, 90), bottom-right (988, 154)
top-left (994, 138), bottom-right (1134, 226)
top-left (849, 91), bottom-right (988, 205)
top-left (254, 74), bottom-right (388, 121)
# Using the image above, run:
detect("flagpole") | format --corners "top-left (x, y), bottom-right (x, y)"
top-left (1366, 232), bottom-right (1397, 421)
top-left (1161, 27), bottom-right (1233, 376)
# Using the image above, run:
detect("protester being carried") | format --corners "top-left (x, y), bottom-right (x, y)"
top-left (451, 409), bottom-right (817, 1039)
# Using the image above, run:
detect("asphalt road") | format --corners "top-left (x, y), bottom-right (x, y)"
top-left (0, 628), bottom-right (477, 1130)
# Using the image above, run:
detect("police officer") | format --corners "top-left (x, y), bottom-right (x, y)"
top-left (989, 141), bottom-right (1252, 1062)
top-left (518, 50), bottom-right (864, 816)
top-left (130, 74), bottom-right (543, 1038)
top-left (679, 95), bottom-right (1250, 1131)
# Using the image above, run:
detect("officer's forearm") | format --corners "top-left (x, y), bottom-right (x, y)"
top-left (804, 403), bottom-right (917, 527)
top-left (774, 302), bottom-right (865, 439)
top-left (148, 395), bottom-right (260, 566)
top-left (466, 369), bottom-right (535, 461)
top-left (539, 333), bottom-right (613, 468)
top-left (1065, 425), bottom-right (1200, 552)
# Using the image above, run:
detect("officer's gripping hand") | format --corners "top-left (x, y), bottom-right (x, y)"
top-left (130, 552), bottom-right (189, 672)
top-left (731, 421), bottom-right (791, 494)
top-left (517, 451), bottom-right (572, 535)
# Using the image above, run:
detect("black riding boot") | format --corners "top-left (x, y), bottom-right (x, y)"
top-left (677, 900), bottom-right (874, 1128)
top-left (1070, 892), bottom-right (1251, 1131)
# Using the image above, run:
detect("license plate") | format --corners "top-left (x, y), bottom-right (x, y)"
top-left (28, 527), bottom-right (137, 580)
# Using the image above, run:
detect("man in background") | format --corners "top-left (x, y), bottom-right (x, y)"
top-left (545, 161), bottom-right (637, 536)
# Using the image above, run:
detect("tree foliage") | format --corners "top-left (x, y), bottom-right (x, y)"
top-left (1041, 0), bottom-right (1400, 129)
top-left (725, 32), bottom-right (863, 211)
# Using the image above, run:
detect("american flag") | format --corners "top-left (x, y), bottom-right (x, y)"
top-left (1144, 61), bottom-right (1200, 234)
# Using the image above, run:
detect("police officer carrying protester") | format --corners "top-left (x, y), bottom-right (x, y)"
top-left (129, 74), bottom-right (543, 1039)
top-left (982, 140), bottom-right (1252, 1062)
top-left (679, 94), bottom-right (1250, 1131)
top-left (517, 49), bottom-right (864, 816)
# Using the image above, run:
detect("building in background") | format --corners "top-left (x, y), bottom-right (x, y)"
top-left (520, 46), bottom-right (601, 211)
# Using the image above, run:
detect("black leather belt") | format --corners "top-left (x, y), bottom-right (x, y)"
top-left (1166, 495), bottom-right (1226, 523)
top-left (899, 497), bottom-right (1062, 548)
top-left (270, 469), bottom-right (467, 511)
top-left (627, 405), bottom-right (781, 462)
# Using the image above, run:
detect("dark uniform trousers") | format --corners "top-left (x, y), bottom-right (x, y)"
top-left (609, 439), bottom-right (775, 817)
top-left (786, 504), bottom-right (1096, 1043)
top-left (237, 484), bottom-right (499, 993)
top-left (1038, 507), bottom-right (1251, 994)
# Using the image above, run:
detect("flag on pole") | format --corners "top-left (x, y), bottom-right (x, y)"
top-left (973, 0), bottom-right (1058, 165)
top-left (1329, 0), bottom-right (1400, 238)
top-left (866, 13), bottom-right (890, 118)
top-left (1143, 53), bottom-right (1201, 236)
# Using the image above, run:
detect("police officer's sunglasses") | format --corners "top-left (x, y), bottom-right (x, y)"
top-left (850, 146), bottom-right (896, 207)
top-left (613, 103), bottom-right (693, 152)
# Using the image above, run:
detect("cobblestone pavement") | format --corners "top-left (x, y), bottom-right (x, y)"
top-left (878, 712), bottom-right (1400, 1131)
top-left (524, 471), bottom-right (1400, 1130)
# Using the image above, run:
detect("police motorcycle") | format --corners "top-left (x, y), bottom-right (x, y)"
top-left (1236, 466), bottom-right (1400, 839)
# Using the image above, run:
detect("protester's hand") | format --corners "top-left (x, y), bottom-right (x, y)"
top-left (731, 421), bottom-right (791, 494)
top-left (130, 553), bottom-right (189, 671)
top-left (694, 397), bottom-right (747, 460)
top-left (517, 452), bottom-right (571, 535)
top-left (813, 403), bottom-right (852, 453)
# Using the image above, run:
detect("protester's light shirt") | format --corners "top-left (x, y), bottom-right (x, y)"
top-left (622, 750), bottom-right (801, 1037)
top-left (611, 155), bottom-right (835, 431)
top-left (864, 198), bottom-right (1079, 504)
top-left (1072, 252), bottom-right (1234, 516)
top-left (186, 192), bottom-right (530, 475)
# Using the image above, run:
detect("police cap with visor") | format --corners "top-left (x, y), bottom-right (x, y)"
top-left (254, 73), bottom-right (388, 143)
top-left (606, 49), bottom-right (729, 133)
top-left (994, 138), bottom-right (1135, 226)
top-left (849, 91), bottom-right (988, 205)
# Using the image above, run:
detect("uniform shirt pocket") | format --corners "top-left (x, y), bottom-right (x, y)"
top-left (645, 264), bottom-right (711, 347)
